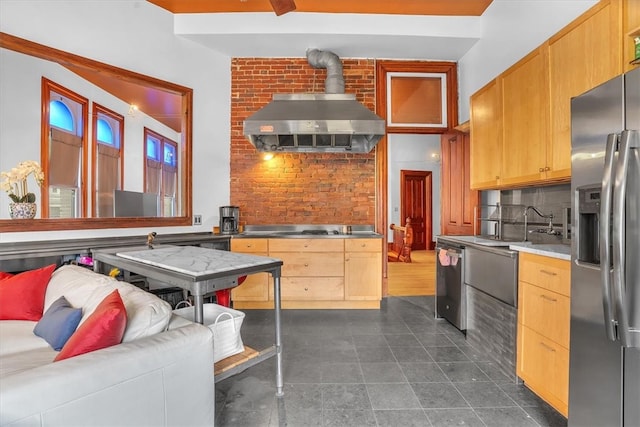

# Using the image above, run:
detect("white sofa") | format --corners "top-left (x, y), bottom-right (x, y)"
top-left (0, 265), bottom-right (215, 426)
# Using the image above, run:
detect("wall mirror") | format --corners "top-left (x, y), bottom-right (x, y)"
top-left (0, 32), bottom-right (192, 232)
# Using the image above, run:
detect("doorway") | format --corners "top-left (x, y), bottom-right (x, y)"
top-left (400, 169), bottom-right (432, 251)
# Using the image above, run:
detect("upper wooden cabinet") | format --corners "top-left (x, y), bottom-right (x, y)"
top-left (549, 0), bottom-right (624, 179)
top-left (500, 46), bottom-right (550, 187)
top-left (469, 0), bottom-right (624, 190)
top-left (470, 79), bottom-right (502, 190)
top-left (441, 132), bottom-right (479, 235)
top-left (624, 0), bottom-right (640, 71)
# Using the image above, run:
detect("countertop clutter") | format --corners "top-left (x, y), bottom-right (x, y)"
top-left (436, 235), bottom-right (570, 260)
top-left (235, 224), bottom-right (383, 239)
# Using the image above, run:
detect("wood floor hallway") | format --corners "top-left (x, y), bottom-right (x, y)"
top-left (387, 250), bottom-right (435, 296)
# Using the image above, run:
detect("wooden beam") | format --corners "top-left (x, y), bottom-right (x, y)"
top-left (269, 0), bottom-right (296, 15)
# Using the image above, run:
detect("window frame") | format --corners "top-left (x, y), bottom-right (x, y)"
top-left (91, 103), bottom-right (124, 217)
top-left (41, 77), bottom-right (89, 219)
top-left (143, 127), bottom-right (179, 217)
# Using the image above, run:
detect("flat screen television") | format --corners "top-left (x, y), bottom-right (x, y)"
top-left (113, 190), bottom-right (159, 217)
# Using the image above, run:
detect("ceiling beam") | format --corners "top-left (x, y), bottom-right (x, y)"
top-left (269, 0), bottom-right (296, 16)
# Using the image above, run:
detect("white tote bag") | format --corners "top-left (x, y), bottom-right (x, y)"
top-left (173, 303), bottom-right (245, 363)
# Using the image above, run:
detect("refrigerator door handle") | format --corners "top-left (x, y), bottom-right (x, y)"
top-left (612, 130), bottom-right (639, 347)
top-left (600, 133), bottom-right (618, 341)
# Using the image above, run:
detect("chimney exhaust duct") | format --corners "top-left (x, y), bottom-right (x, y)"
top-left (243, 49), bottom-right (385, 153)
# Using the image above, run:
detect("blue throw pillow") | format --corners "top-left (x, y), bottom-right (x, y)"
top-left (33, 296), bottom-right (83, 351)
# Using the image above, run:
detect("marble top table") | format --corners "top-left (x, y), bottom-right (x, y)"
top-left (91, 244), bottom-right (284, 395)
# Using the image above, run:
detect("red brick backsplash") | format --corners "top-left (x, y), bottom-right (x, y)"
top-left (230, 57), bottom-right (377, 225)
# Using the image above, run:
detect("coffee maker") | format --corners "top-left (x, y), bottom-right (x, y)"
top-left (219, 206), bottom-right (240, 234)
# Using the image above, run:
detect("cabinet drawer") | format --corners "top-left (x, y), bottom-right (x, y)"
top-left (519, 252), bottom-right (570, 296)
top-left (274, 277), bottom-right (344, 301)
top-left (272, 252), bottom-right (344, 277)
top-left (231, 273), bottom-right (270, 301)
top-left (518, 325), bottom-right (569, 413)
top-left (345, 238), bottom-right (382, 252)
top-left (231, 238), bottom-right (268, 253)
top-left (268, 238), bottom-right (344, 252)
top-left (519, 282), bottom-right (570, 348)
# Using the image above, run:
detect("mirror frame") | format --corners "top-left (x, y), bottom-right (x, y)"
top-left (0, 32), bottom-right (193, 232)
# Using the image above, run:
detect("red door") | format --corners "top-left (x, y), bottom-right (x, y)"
top-left (400, 170), bottom-right (432, 250)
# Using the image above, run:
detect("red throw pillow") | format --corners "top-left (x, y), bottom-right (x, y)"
top-left (0, 264), bottom-right (56, 321)
top-left (0, 272), bottom-right (14, 280)
top-left (54, 289), bottom-right (127, 361)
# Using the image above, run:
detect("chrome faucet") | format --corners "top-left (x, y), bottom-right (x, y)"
top-left (523, 206), bottom-right (560, 241)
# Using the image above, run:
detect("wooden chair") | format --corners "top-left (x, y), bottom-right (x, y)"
top-left (388, 218), bottom-right (413, 263)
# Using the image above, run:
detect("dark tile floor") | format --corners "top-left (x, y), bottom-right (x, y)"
top-left (216, 296), bottom-right (567, 427)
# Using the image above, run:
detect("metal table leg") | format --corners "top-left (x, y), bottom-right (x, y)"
top-left (194, 294), bottom-right (204, 324)
top-left (273, 271), bottom-right (284, 397)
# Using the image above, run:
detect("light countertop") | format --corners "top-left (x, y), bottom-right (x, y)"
top-left (508, 243), bottom-right (571, 261)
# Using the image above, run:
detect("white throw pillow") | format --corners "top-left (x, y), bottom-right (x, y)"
top-left (45, 265), bottom-right (172, 342)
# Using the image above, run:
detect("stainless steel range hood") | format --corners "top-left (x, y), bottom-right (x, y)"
top-left (243, 49), bottom-right (385, 153)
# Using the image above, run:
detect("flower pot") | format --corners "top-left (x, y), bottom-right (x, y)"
top-left (9, 202), bottom-right (37, 219)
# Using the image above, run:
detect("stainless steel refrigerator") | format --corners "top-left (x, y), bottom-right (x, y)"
top-left (570, 67), bottom-right (640, 426)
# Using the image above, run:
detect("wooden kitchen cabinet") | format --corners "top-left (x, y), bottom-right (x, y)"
top-left (441, 132), bottom-right (479, 235)
top-left (624, 0), bottom-right (640, 71)
top-left (470, 79), bottom-right (502, 189)
top-left (549, 0), bottom-right (623, 179)
top-left (232, 237), bottom-right (382, 309)
top-left (344, 239), bottom-right (382, 302)
top-left (517, 252), bottom-right (571, 417)
top-left (269, 238), bottom-right (345, 306)
top-left (230, 238), bottom-right (271, 304)
top-left (469, 0), bottom-right (624, 190)
top-left (500, 46), bottom-right (550, 187)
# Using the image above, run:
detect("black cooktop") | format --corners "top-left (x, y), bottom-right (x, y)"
top-left (301, 229), bottom-right (329, 235)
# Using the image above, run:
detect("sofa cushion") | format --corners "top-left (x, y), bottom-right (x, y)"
top-left (33, 296), bottom-right (83, 351)
top-left (0, 320), bottom-right (51, 357)
top-left (0, 272), bottom-right (14, 280)
top-left (54, 290), bottom-right (127, 361)
top-left (0, 346), bottom-right (58, 378)
top-left (0, 264), bottom-right (56, 321)
top-left (45, 265), bottom-right (173, 342)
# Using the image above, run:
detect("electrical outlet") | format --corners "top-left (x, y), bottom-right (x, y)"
top-left (193, 214), bottom-right (202, 225)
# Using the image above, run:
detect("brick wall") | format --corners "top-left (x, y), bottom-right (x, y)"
top-left (230, 57), bottom-right (377, 225)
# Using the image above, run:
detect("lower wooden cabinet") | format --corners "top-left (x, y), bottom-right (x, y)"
top-left (518, 325), bottom-right (570, 409)
top-left (517, 252), bottom-right (571, 417)
top-left (345, 239), bottom-right (382, 302)
top-left (231, 237), bottom-right (382, 309)
top-left (230, 238), bottom-right (270, 304)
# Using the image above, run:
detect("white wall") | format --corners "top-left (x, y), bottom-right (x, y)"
top-left (0, 0), bottom-right (231, 242)
top-left (387, 134), bottom-right (441, 242)
top-left (0, 49), bottom-right (178, 217)
top-left (457, 0), bottom-right (597, 122)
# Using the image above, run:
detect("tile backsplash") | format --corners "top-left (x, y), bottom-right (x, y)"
top-left (481, 184), bottom-right (571, 244)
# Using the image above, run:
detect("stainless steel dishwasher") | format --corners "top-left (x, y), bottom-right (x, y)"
top-left (435, 239), bottom-right (466, 331)
top-left (464, 245), bottom-right (519, 381)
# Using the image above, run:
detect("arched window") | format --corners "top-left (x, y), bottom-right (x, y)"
top-left (96, 118), bottom-right (114, 145)
top-left (49, 100), bottom-right (74, 131)
top-left (92, 104), bottom-right (123, 217)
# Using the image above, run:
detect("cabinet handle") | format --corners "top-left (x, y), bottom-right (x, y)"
top-left (539, 167), bottom-right (544, 172)
top-left (539, 342), bottom-right (556, 352)
top-left (545, 166), bottom-right (550, 171)
top-left (304, 263), bottom-right (309, 267)
top-left (540, 294), bottom-right (557, 302)
top-left (304, 287), bottom-right (308, 291)
top-left (540, 269), bottom-right (557, 276)
top-left (496, 175), bottom-right (500, 180)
